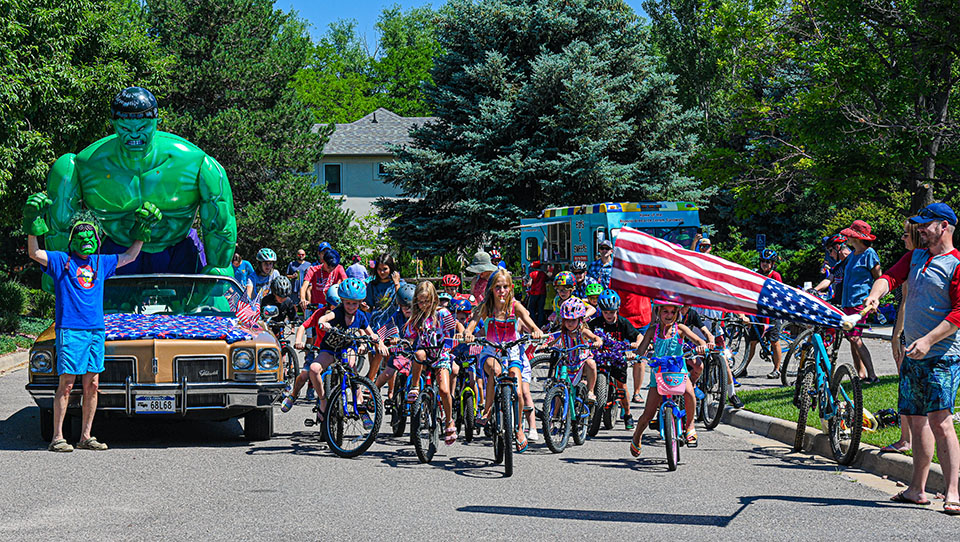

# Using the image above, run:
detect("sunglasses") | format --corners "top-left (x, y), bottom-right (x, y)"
top-left (599, 247), bottom-right (612, 251)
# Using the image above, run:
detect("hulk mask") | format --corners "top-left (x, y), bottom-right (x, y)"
top-left (70, 226), bottom-right (99, 256)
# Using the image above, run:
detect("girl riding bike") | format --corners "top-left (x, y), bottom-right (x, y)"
top-left (403, 281), bottom-right (463, 445)
top-left (630, 300), bottom-right (707, 456)
top-left (548, 271), bottom-right (596, 327)
top-left (544, 297), bottom-right (602, 403)
top-left (463, 269), bottom-right (543, 452)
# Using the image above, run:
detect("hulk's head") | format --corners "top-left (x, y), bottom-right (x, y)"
top-left (110, 87), bottom-right (159, 153)
top-left (68, 212), bottom-right (102, 256)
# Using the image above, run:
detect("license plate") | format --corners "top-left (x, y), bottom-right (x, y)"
top-left (135, 395), bottom-right (176, 413)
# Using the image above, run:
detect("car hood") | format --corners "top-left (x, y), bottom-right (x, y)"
top-left (104, 313), bottom-right (255, 344)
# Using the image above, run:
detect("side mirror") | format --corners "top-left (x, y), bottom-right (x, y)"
top-left (262, 305), bottom-right (279, 320)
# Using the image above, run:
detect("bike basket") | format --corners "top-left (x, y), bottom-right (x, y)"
top-left (393, 355), bottom-right (411, 375)
top-left (655, 371), bottom-right (687, 396)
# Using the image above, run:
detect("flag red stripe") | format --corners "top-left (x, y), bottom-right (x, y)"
top-left (609, 276), bottom-right (758, 314)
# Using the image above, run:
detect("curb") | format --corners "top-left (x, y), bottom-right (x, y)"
top-left (0, 351), bottom-right (28, 375)
top-left (720, 406), bottom-right (947, 494)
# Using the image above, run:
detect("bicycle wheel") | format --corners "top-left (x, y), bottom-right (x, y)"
top-left (324, 375), bottom-right (382, 458)
top-left (793, 367), bottom-right (815, 453)
top-left (540, 386), bottom-right (570, 453)
top-left (663, 406), bottom-right (678, 471)
top-left (528, 354), bottom-right (552, 405)
top-left (602, 391), bottom-right (615, 430)
top-left (588, 372), bottom-right (608, 437)
top-left (828, 363), bottom-right (863, 466)
top-left (463, 391), bottom-right (476, 444)
top-left (281, 345), bottom-right (299, 384)
top-left (411, 387), bottom-right (438, 463)
top-left (731, 339), bottom-right (753, 379)
top-left (781, 328), bottom-right (813, 387)
top-left (572, 383), bottom-right (590, 446)
top-left (699, 353), bottom-right (727, 430)
top-left (724, 323), bottom-right (745, 363)
top-left (500, 388), bottom-right (515, 477)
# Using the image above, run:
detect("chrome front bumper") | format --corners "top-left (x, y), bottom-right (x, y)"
top-left (26, 377), bottom-right (286, 415)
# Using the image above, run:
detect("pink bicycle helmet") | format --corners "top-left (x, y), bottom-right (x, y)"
top-left (560, 297), bottom-right (587, 320)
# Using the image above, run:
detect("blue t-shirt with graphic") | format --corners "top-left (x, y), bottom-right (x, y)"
top-left (841, 247), bottom-right (880, 308)
top-left (232, 260), bottom-right (256, 290)
top-left (45, 252), bottom-right (119, 329)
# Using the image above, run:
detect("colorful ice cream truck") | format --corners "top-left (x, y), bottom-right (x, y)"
top-left (517, 201), bottom-right (701, 271)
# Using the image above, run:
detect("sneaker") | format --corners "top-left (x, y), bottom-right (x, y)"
top-left (766, 369), bottom-right (780, 379)
top-left (732, 377), bottom-right (742, 388)
top-left (362, 413), bottom-right (374, 431)
top-left (624, 414), bottom-right (635, 430)
top-left (730, 395), bottom-right (744, 409)
top-left (527, 427), bottom-right (540, 442)
top-left (305, 388), bottom-right (316, 401)
top-left (694, 387), bottom-right (706, 400)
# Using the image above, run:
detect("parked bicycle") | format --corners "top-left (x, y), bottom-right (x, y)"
top-left (731, 315), bottom-right (793, 378)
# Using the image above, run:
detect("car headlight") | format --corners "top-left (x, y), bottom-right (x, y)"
top-left (258, 348), bottom-right (280, 370)
top-left (30, 351), bottom-right (53, 373)
top-left (232, 349), bottom-right (254, 371)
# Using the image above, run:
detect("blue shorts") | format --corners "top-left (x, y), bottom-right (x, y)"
top-left (56, 328), bottom-right (105, 375)
top-left (899, 355), bottom-right (960, 416)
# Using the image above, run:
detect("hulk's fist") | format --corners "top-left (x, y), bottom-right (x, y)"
top-left (23, 193), bottom-right (52, 236)
top-left (131, 201), bottom-right (163, 242)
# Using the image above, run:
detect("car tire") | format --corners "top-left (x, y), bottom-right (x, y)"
top-left (244, 407), bottom-right (274, 441)
top-left (39, 408), bottom-right (53, 442)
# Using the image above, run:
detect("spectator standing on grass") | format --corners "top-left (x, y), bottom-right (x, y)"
top-left (838, 220), bottom-right (882, 383)
top-left (863, 202), bottom-right (960, 514)
top-left (285, 249), bottom-right (311, 300)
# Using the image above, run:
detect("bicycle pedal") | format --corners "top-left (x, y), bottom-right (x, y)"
top-left (304, 419), bottom-right (315, 427)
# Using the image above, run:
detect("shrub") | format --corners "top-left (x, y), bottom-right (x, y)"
top-left (0, 280), bottom-right (27, 333)
top-left (27, 289), bottom-right (55, 320)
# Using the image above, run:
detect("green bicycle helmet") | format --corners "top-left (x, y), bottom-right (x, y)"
top-left (585, 283), bottom-right (604, 297)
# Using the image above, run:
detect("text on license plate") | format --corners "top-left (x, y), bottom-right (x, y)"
top-left (135, 395), bottom-right (176, 413)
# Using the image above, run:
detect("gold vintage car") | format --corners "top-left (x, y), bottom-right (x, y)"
top-left (26, 274), bottom-right (285, 441)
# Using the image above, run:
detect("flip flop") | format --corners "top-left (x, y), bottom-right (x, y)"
top-left (630, 435), bottom-right (642, 457)
top-left (944, 501), bottom-right (960, 515)
top-left (880, 444), bottom-right (909, 454)
top-left (515, 430), bottom-right (528, 453)
top-left (632, 393), bottom-right (643, 403)
top-left (890, 491), bottom-right (930, 506)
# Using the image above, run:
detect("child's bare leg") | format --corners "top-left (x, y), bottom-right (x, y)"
top-left (584, 358), bottom-right (598, 398)
top-left (683, 379), bottom-right (696, 432)
top-left (482, 357), bottom-right (499, 419)
top-left (438, 368), bottom-right (453, 424)
top-left (632, 387), bottom-right (660, 444)
top-left (509, 366), bottom-right (524, 431)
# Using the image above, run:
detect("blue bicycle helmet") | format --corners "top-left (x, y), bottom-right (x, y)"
top-left (338, 278), bottom-right (366, 301)
top-left (451, 298), bottom-right (473, 313)
top-left (759, 248), bottom-right (778, 262)
top-left (323, 248), bottom-right (341, 268)
top-left (397, 283), bottom-right (416, 307)
top-left (597, 289), bottom-right (621, 311)
top-left (325, 284), bottom-right (340, 307)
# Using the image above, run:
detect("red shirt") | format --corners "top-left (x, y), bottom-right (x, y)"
top-left (528, 269), bottom-right (546, 296)
top-left (303, 264), bottom-right (346, 306)
top-left (620, 291), bottom-right (652, 329)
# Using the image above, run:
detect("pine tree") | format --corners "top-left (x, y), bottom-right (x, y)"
top-left (378, 0), bottom-right (705, 254)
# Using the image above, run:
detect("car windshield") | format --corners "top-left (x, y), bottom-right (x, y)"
top-left (103, 276), bottom-right (247, 317)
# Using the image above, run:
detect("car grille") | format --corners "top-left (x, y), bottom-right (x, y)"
top-left (175, 356), bottom-right (227, 407)
top-left (100, 357), bottom-right (136, 384)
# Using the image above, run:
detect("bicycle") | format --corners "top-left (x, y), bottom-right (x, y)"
top-left (731, 315), bottom-right (793, 378)
top-left (693, 346), bottom-right (728, 430)
top-left (471, 335), bottom-right (534, 478)
top-left (792, 327), bottom-right (863, 465)
top-left (537, 342), bottom-right (594, 453)
top-left (781, 324), bottom-right (843, 387)
top-left (301, 328), bottom-right (384, 458)
top-left (588, 332), bottom-right (635, 437)
top-left (451, 345), bottom-right (482, 444)
top-left (406, 341), bottom-right (456, 464)
top-left (641, 353), bottom-right (696, 471)
top-left (265, 315), bottom-right (301, 386)
top-left (382, 342), bottom-right (415, 439)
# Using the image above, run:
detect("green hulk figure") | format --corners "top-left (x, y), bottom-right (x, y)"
top-left (41, 87), bottom-right (236, 287)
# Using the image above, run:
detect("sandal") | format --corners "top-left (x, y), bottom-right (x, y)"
top-left (515, 429), bottom-right (528, 453)
top-left (280, 393), bottom-right (296, 413)
top-left (685, 429), bottom-right (699, 448)
top-left (587, 392), bottom-right (597, 405)
top-left (76, 437), bottom-right (108, 451)
top-left (48, 438), bottom-right (73, 453)
top-left (890, 491), bottom-right (930, 505)
top-left (406, 388), bottom-right (420, 404)
top-left (944, 501), bottom-right (960, 515)
top-left (630, 434), bottom-right (642, 457)
top-left (444, 423), bottom-right (457, 446)
top-left (880, 443), bottom-right (910, 454)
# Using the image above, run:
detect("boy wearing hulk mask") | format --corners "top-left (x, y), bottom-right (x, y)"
top-left (24, 192), bottom-right (161, 452)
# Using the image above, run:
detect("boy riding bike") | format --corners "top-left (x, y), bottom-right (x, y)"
top-left (588, 289), bottom-right (641, 429)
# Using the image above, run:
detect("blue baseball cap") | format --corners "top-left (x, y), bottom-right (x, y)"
top-left (317, 242), bottom-right (332, 253)
top-left (909, 203), bottom-right (957, 226)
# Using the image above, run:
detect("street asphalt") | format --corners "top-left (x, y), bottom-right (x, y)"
top-left (1, 336), bottom-right (957, 540)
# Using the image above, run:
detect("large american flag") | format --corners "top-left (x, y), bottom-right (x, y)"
top-left (610, 228), bottom-right (850, 329)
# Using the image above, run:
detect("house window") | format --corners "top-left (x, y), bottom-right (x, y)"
top-left (377, 162), bottom-right (389, 176)
top-left (324, 164), bottom-right (342, 194)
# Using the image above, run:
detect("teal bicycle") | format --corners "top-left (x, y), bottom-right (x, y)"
top-left (539, 343), bottom-right (593, 454)
top-left (792, 326), bottom-right (863, 465)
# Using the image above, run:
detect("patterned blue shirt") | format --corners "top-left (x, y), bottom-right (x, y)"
top-left (588, 258), bottom-right (613, 289)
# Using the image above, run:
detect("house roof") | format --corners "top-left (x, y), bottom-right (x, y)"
top-left (313, 108), bottom-right (435, 156)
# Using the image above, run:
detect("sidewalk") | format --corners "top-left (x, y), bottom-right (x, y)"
top-left (0, 351), bottom-right (27, 375)
top-left (862, 324), bottom-right (893, 341)
top-left (719, 406), bottom-right (948, 495)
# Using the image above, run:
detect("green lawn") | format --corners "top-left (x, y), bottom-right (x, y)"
top-left (0, 317), bottom-right (53, 356)
top-left (738, 375), bottom-right (960, 462)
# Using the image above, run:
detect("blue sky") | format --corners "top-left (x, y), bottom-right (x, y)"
top-left (281, 0), bottom-right (647, 43)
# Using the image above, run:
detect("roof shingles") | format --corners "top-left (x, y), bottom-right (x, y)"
top-left (313, 108), bottom-right (435, 156)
